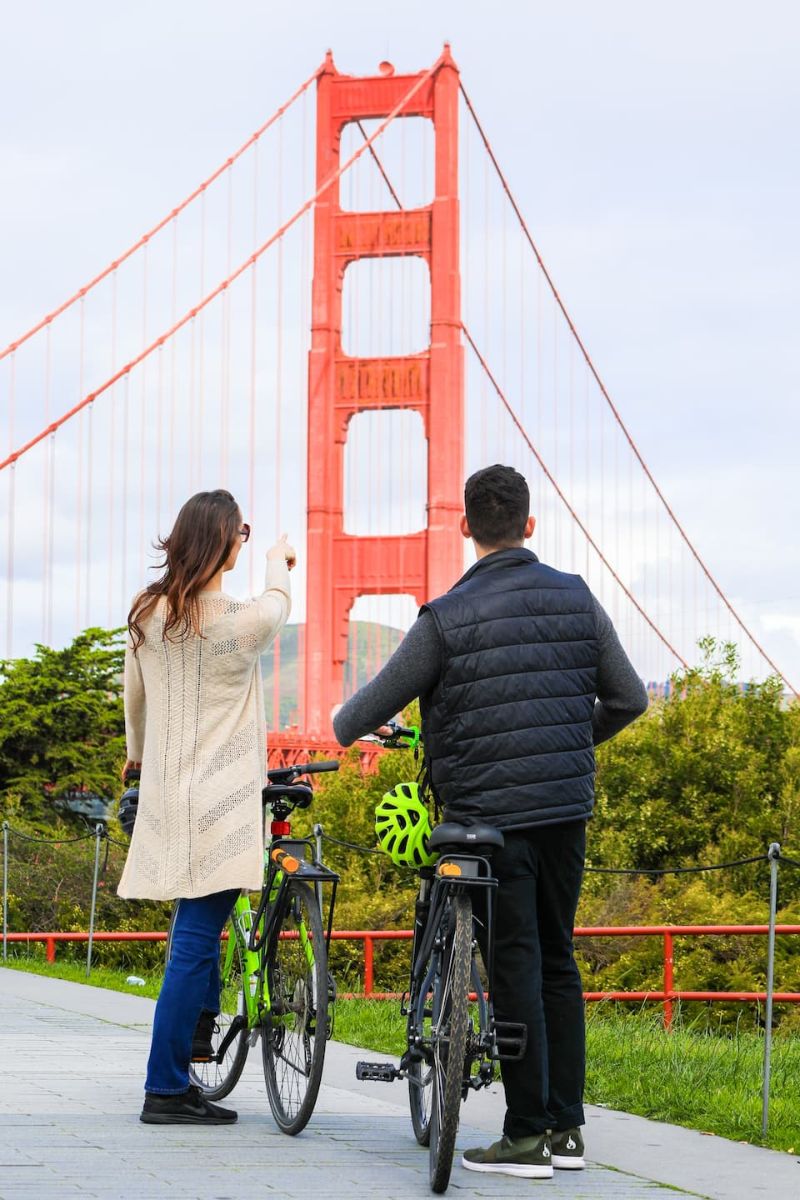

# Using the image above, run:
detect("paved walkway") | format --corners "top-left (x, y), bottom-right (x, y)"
top-left (0, 968), bottom-right (796, 1200)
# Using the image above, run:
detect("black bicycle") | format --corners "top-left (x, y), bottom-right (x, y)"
top-left (356, 724), bottom-right (526, 1193)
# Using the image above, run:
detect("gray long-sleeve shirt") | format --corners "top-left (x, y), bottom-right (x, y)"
top-left (333, 597), bottom-right (648, 748)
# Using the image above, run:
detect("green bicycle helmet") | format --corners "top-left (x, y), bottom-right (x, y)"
top-left (375, 781), bottom-right (436, 869)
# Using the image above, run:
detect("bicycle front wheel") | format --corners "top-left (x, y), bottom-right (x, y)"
top-left (262, 880), bottom-right (328, 1135)
top-left (408, 951), bottom-right (436, 1146)
top-left (429, 892), bottom-right (472, 1194)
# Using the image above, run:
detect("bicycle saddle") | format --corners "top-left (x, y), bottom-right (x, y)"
top-left (262, 783), bottom-right (313, 808)
top-left (428, 821), bottom-right (504, 853)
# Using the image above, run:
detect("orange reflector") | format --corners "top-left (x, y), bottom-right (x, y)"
top-left (271, 849), bottom-right (300, 873)
top-left (438, 862), bottom-right (462, 877)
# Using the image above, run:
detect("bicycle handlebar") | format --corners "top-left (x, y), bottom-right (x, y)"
top-left (363, 721), bottom-right (421, 751)
top-left (266, 759), bottom-right (340, 785)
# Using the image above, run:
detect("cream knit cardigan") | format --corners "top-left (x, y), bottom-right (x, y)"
top-left (118, 558), bottom-right (291, 900)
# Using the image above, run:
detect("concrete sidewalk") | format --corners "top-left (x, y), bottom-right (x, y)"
top-left (0, 968), bottom-right (796, 1200)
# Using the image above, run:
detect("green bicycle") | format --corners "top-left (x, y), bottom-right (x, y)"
top-left (166, 759), bottom-right (340, 1134)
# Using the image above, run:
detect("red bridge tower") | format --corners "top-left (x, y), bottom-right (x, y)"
top-left (304, 49), bottom-right (464, 734)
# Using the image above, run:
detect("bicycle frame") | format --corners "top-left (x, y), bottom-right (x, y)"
top-left (226, 835), bottom-right (338, 1033)
top-left (406, 854), bottom-right (500, 1071)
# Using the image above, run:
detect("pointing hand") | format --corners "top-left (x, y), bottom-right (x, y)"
top-left (268, 533), bottom-right (297, 571)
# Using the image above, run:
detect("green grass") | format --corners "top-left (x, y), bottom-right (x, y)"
top-left (5, 955), bottom-right (799, 1155)
top-left (1, 952), bottom-right (163, 1000)
top-left (332, 997), bottom-right (800, 1155)
top-left (584, 1007), bottom-right (800, 1155)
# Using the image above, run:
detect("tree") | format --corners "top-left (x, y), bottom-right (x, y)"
top-left (591, 639), bottom-right (795, 879)
top-left (0, 628), bottom-right (126, 821)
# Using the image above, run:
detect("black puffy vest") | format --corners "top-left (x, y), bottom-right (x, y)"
top-left (419, 548), bottom-right (598, 829)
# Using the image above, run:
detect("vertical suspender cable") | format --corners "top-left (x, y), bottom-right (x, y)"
top-left (569, 340), bottom-right (575, 569)
top-left (519, 223), bottom-right (525, 478)
top-left (74, 317), bottom-right (83, 634)
top-left (84, 297), bottom-right (94, 631)
top-left (273, 122), bottom-right (284, 731)
top-left (156, 346), bottom-right (164, 530)
top-left (5, 355), bottom-right (16, 657)
top-left (85, 398), bottom-right (93, 632)
top-left (121, 372), bottom-right (130, 614)
top-left (169, 216), bottom-right (178, 522)
top-left (299, 88), bottom-right (309, 725)
top-left (501, 178), bottom-right (508, 463)
top-left (552, 299), bottom-right (559, 568)
top-left (248, 141), bottom-right (259, 599)
top-left (44, 326), bottom-right (54, 644)
top-left (108, 271), bottom-right (118, 626)
top-left (585, 367), bottom-right (591, 584)
top-left (614, 409), bottom-right (620, 632)
top-left (221, 167), bottom-right (233, 486)
top-left (139, 244), bottom-right (149, 586)
top-left (482, 149), bottom-right (490, 457)
top-left (189, 316), bottom-right (197, 494)
top-left (198, 190), bottom-right (207, 486)
top-left (600, 384), bottom-right (605, 607)
top-left (536, 271), bottom-right (543, 541)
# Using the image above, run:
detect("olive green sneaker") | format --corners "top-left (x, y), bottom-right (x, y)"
top-left (551, 1127), bottom-right (585, 1169)
top-left (462, 1133), bottom-right (553, 1178)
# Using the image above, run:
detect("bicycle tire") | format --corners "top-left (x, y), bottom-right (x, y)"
top-left (410, 952), bottom-right (484, 1147)
top-left (429, 892), bottom-right (472, 1193)
top-left (262, 880), bottom-right (328, 1135)
top-left (164, 907), bottom-right (250, 1101)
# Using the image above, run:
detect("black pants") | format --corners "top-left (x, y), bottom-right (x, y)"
top-left (474, 820), bottom-right (586, 1139)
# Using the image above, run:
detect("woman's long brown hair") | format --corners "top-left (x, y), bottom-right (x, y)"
top-left (128, 490), bottom-right (241, 650)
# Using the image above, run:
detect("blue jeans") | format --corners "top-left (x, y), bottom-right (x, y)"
top-left (145, 888), bottom-right (240, 1095)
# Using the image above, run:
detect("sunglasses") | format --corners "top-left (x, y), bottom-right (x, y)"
top-left (239, 523), bottom-right (251, 543)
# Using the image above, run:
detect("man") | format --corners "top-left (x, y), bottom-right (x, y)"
top-left (333, 464), bottom-right (648, 1179)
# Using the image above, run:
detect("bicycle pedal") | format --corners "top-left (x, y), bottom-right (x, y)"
top-left (493, 1020), bottom-right (527, 1061)
top-left (355, 1061), bottom-right (400, 1083)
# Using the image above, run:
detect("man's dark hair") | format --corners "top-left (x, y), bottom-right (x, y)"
top-left (464, 465), bottom-right (530, 548)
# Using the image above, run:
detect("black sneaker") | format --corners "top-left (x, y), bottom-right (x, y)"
top-left (551, 1127), bottom-right (585, 1169)
top-left (191, 1010), bottom-right (217, 1062)
top-left (462, 1133), bottom-right (553, 1178)
top-left (140, 1085), bottom-right (237, 1125)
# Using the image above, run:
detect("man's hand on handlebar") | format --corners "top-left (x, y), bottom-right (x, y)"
top-left (362, 720), bottom-right (420, 750)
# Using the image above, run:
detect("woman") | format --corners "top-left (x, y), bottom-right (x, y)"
top-left (119, 488), bottom-right (295, 1125)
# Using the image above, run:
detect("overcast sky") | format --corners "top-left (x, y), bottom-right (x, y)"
top-left (1, 0), bottom-right (798, 685)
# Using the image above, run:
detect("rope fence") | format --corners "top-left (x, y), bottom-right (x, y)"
top-left (1, 821), bottom-right (125, 979)
top-left (2, 822), bottom-right (798, 1136)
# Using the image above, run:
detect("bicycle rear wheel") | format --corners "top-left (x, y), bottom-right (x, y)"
top-left (429, 892), bottom-right (472, 1194)
top-left (410, 950), bottom-right (484, 1147)
top-left (164, 908), bottom-right (250, 1101)
top-left (262, 880), bottom-right (328, 1135)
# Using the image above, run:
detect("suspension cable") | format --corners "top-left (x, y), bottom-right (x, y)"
top-left (458, 81), bottom-right (797, 697)
top-left (462, 321), bottom-right (689, 668)
top-left (0, 66), bottom-right (322, 363)
top-left (0, 57), bottom-right (444, 477)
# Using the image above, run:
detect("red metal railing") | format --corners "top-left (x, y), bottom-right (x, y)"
top-left (5, 924), bottom-right (800, 1028)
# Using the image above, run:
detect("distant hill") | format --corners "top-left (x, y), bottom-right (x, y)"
top-left (261, 621), bottom-right (405, 728)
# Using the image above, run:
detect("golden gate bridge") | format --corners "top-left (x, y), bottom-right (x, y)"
top-left (2, 46), bottom-right (795, 761)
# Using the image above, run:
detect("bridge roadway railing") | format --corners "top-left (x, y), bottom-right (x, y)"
top-left (4, 924), bottom-right (800, 1030)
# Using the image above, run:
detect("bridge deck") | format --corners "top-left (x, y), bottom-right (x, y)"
top-left (0, 968), bottom-right (794, 1200)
